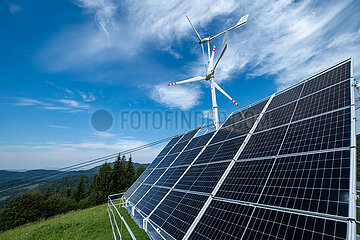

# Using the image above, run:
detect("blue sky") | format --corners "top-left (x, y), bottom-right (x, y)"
top-left (0, 0), bottom-right (360, 169)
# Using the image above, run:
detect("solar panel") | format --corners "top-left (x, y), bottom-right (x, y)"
top-left (125, 128), bottom-right (199, 202)
top-left (174, 161), bottom-right (230, 193)
top-left (189, 200), bottom-right (347, 240)
top-left (150, 191), bottom-right (208, 240)
top-left (123, 59), bottom-right (355, 240)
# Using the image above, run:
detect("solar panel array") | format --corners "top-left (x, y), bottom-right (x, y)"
top-left (123, 59), bottom-right (355, 240)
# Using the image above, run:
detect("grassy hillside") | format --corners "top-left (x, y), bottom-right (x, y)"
top-left (0, 204), bottom-right (149, 240)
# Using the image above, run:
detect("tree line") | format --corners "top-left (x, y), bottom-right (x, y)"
top-left (0, 155), bottom-right (146, 231)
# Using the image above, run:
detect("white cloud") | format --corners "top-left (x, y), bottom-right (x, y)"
top-left (14, 97), bottom-right (90, 113)
top-left (0, 139), bottom-right (164, 169)
top-left (15, 98), bottom-right (46, 106)
top-left (150, 84), bottom-right (202, 110)
top-left (78, 91), bottom-right (97, 102)
top-left (57, 99), bottom-right (89, 109)
top-left (8, 3), bottom-right (21, 14)
top-left (46, 81), bottom-right (74, 95)
top-left (47, 125), bottom-right (70, 129)
top-left (39, 0), bottom-right (360, 93)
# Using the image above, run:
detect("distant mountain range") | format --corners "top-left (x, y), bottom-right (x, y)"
top-left (0, 162), bottom-right (149, 208)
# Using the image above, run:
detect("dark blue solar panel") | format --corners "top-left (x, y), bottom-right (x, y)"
top-left (256, 102), bottom-right (296, 132)
top-left (280, 108), bottom-right (351, 155)
top-left (124, 168), bottom-right (154, 198)
top-left (174, 161), bottom-right (230, 193)
top-left (238, 126), bottom-right (288, 159)
top-left (244, 207), bottom-right (347, 240)
top-left (301, 60), bottom-right (350, 97)
top-left (293, 80), bottom-right (350, 121)
top-left (171, 147), bottom-right (203, 166)
top-left (259, 150), bottom-right (350, 217)
top-left (155, 166), bottom-right (187, 187)
top-left (128, 184), bottom-right (152, 204)
top-left (189, 200), bottom-right (254, 240)
top-left (136, 186), bottom-right (169, 216)
top-left (216, 158), bottom-right (275, 202)
top-left (150, 191), bottom-right (208, 240)
top-left (195, 137), bottom-right (245, 165)
top-left (267, 84), bottom-right (303, 111)
top-left (222, 99), bottom-right (268, 127)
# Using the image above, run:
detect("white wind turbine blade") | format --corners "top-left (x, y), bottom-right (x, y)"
top-left (213, 31), bottom-right (228, 71)
top-left (213, 81), bottom-right (239, 106)
top-left (209, 13), bottom-right (249, 41)
top-left (201, 42), bottom-right (207, 70)
top-left (208, 45), bottom-right (216, 70)
top-left (186, 15), bottom-right (202, 42)
top-left (168, 76), bottom-right (206, 86)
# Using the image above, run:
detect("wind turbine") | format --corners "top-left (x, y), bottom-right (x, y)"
top-left (168, 14), bottom-right (249, 130)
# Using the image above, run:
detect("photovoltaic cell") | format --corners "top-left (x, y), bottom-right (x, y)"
top-left (171, 147), bottom-right (203, 167)
top-left (216, 159), bottom-right (275, 203)
top-left (210, 125), bottom-right (235, 144)
top-left (280, 108), bottom-right (351, 155)
top-left (124, 168), bottom-right (154, 198)
top-left (301, 60), bottom-right (350, 97)
top-left (267, 84), bottom-right (303, 110)
top-left (144, 168), bottom-right (165, 185)
top-left (189, 200), bottom-right (254, 240)
top-left (157, 153), bottom-right (179, 168)
top-left (155, 166), bottom-right (188, 187)
top-left (222, 99), bottom-right (268, 127)
top-left (174, 161), bottom-right (230, 193)
top-left (238, 126), bottom-right (288, 159)
top-left (128, 184), bottom-right (152, 204)
top-left (243, 207), bottom-right (347, 240)
top-left (195, 137), bottom-right (245, 165)
top-left (183, 132), bottom-right (212, 150)
top-left (256, 102), bottom-right (296, 132)
top-left (150, 191), bottom-right (208, 240)
top-left (180, 128), bottom-right (200, 142)
top-left (292, 80), bottom-right (350, 121)
top-left (136, 186), bottom-right (169, 216)
top-left (227, 115), bottom-right (257, 138)
top-left (259, 150), bottom-right (350, 217)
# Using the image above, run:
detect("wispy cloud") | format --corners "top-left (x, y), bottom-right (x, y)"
top-left (150, 84), bottom-right (203, 110)
top-left (93, 131), bottom-right (117, 138)
top-left (47, 124), bottom-right (70, 129)
top-left (3, 0), bottom-right (21, 14)
top-left (9, 3), bottom-right (21, 14)
top-left (15, 97), bottom-right (89, 113)
top-left (78, 90), bottom-right (97, 102)
top-left (46, 81), bottom-right (74, 95)
top-left (15, 98), bottom-right (45, 106)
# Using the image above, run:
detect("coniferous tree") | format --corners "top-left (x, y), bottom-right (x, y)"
top-left (111, 154), bottom-right (127, 193)
top-left (126, 155), bottom-right (136, 187)
top-left (54, 185), bottom-right (61, 195)
top-left (43, 186), bottom-right (52, 199)
top-left (136, 165), bottom-right (146, 179)
top-left (66, 178), bottom-right (72, 198)
top-left (74, 176), bottom-right (86, 201)
top-left (89, 162), bottom-right (113, 204)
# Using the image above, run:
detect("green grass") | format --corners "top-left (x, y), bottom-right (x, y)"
top-left (0, 204), bottom-right (149, 240)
